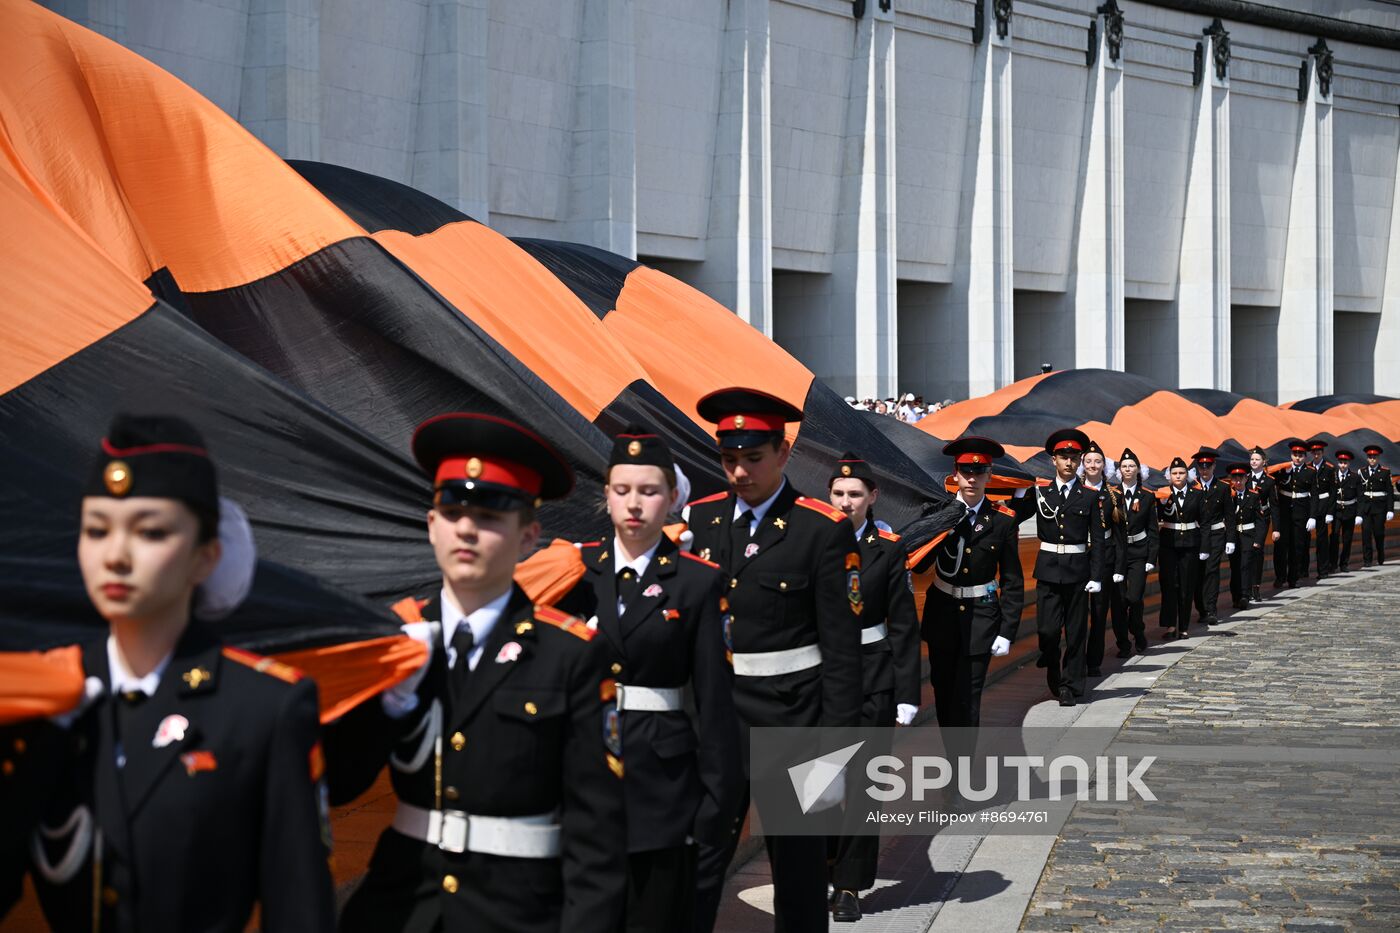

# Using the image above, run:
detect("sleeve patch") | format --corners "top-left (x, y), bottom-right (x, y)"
top-left (795, 496), bottom-right (846, 521)
top-left (222, 646), bottom-right (304, 684)
top-left (534, 605), bottom-right (597, 641)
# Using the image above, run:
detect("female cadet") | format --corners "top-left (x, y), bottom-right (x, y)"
top-left (1079, 442), bottom-right (1125, 676)
top-left (556, 426), bottom-right (744, 932)
top-left (1114, 450), bottom-right (1156, 655)
top-left (824, 452), bottom-right (922, 923)
top-left (29, 414), bottom-right (335, 932)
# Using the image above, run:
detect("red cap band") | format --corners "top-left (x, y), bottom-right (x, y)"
top-left (1290, 443), bottom-right (1308, 452)
top-left (956, 453), bottom-right (990, 464)
top-left (1052, 440), bottom-right (1083, 453)
top-left (1197, 456), bottom-right (1215, 463)
top-left (1338, 452), bottom-right (1353, 459)
top-left (101, 437), bottom-right (208, 459)
top-left (717, 413), bottom-right (785, 433)
top-left (435, 456), bottom-right (542, 496)
top-left (1229, 466), bottom-right (1247, 474)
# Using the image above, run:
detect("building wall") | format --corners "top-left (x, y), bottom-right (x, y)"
top-left (42, 0), bottom-right (1400, 402)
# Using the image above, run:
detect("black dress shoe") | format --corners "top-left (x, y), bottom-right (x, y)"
top-left (1088, 666), bottom-right (1101, 676)
top-left (1252, 586), bottom-right (1261, 601)
top-left (1058, 686), bottom-right (1076, 707)
top-left (831, 889), bottom-right (861, 923)
top-left (1116, 645), bottom-right (1132, 658)
top-left (1035, 653), bottom-right (1049, 668)
top-left (1134, 636), bottom-right (1149, 652)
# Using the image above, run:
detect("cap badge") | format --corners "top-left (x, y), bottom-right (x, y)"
top-left (153, 714), bottom-right (189, 748)
top-left (463, 457), bottom-right (484, 479)
top-left (733, 415), bottom-right (746, 429)
top-left (104, 461), bottom-right (132, 496)
top-left (627, 440), bottom-right (642, 457)
top-left (841, 464), bottom-right (852, 476)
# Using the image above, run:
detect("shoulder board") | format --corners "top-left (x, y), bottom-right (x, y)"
top-left (994, 503), bottom-right (1016, 517)
top-left (533, 605), bottom-right (597, 641)
top-left (222, 646), bottom-right (303, 684)
top-left (687, 492), bottom-right (728, 508)
top-left (578, 540), bottom-right (602, 550)
top-left (390, 597), bottom-right (429, 623)
top-left (681, 550), bottom-right (720, 569)
top-left (795, 497), bottom-right (846, 521)
top-left (877, 528), bottom-right (901, 542)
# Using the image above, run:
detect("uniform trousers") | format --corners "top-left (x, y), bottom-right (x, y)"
top-left (828, 687), bottom-right (893, 892)
top-left (1193, 533), bottom-right (1225, 621)
top-left (1362, 507), bottom-right (1388, 565)
top-left (1037, 583), bottom-right (1088, 698)
top-left (1157, 545), bottom-right (1197, 633)
top-left (1112, 557), bottom-right (1148, 650)
top-left (626, 845), bottom-right (696, 933)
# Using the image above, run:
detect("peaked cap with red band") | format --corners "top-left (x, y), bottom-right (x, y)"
top-left (84, 414), bottom-right (219, 517)
top-left (1365, 445), bottom-right (1384, 456)
top-left (942, 435), bottom-right (1004, 469)
top-left (1308, 439), bottom-right (1328, 451)
top-left (829, 451), bottom-right (877, 487)
top-left (1286, 437), bottom-right (1309, 453)
top-left (412, 412), bottom-right (574, 510)
top-left (1044, 428), bottom-right (1091, 457)
top-left (1227, 462), bottom-right (1249, 475)
top-left (696, 387), bottom-right (803, 450)
top-left (1192, 447), bottom-right (1220, 464)
top-left (1336, 449), bottom-right (1355, 462)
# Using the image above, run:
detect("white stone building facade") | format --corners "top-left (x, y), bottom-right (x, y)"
top-left (42, 0), bottom-right (1400, 403)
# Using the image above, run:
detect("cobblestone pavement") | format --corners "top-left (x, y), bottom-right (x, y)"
top-left (1023, 570), bottom-right (1400, 932)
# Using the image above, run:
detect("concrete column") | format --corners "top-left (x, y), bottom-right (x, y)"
top-left (1175, 21), bottom-right (1231, 389)
top-left (1069, 1), bottom-right (1125, 371)
top-left (1277, 42), bottom-right (1335, 401)
top-left (696, 0), bottom-right (772, 335)
top-left (1375, 130), bottom-right (1400, 396)
top-left (565, 0), bottom-right (637, 255)
top-left (411, 0), bottom-right (489, 220)
top-left (239, 0), bottom-right (320, 160)
top-left (818, 2), bottom-right (897, 399)
top-left (911, 0), bottom-right (1013, 399)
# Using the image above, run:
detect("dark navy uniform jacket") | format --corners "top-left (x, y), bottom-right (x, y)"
top-left (915, 498), bottom-right (1024, 653)
top-left (852, 524), bottom-right (922, 708)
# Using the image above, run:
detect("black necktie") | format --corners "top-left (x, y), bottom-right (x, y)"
top-left (450, 625), bottom-right (475, 695)
top-left (617, 567), bottom-right (640, 611)
top-left (114, 689), bottom-right (147, 767)
top-left (732, 509), bottom-right (755, 558)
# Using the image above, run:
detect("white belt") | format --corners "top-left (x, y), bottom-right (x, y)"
top-left (1280, 490), bottom-right (1310, 499)
top-left (1126, 530), bottom-right (1147, 544)
top-left (1316, 492), bottom-right (1331, 499)
top-left (1237, 523), bottom-right (1255, 532)
top-left (933, 577), bottom-right (998, 599)
top-left (731, 643), bottom-right (822, 677)
top-left (392, 802), bottom-right (561, 858)
top-left (861, 622), bottom-right (888, 645)
top-left (1339, 498), bottom-right (1357, 506)
top-left (1365, 491), bottom-right (1388, 498)
top-left (1039, 542), bottom-right (1087, 554)
top-left (1209, 521), bottom-right (1226, 531)
top-left (616, 684), bottom-right (683, 712)
top-left (1162, 521), bottom-right (1198, 531)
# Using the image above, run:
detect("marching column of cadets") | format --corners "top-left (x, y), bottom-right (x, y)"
top-left (6, 404), bottom-right (1398, 933)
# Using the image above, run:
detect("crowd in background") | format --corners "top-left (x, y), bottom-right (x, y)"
top-left (845, 393), bottom-right (956, 424)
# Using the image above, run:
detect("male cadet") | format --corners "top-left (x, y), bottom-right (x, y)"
top-left (918, 437), bottom-right (1023, 726)
top-left (1227, 463), bottom-right (1267, 609)
top-left (1308, 440), bottom-right (1338, 577)
top-left (328, 413), bottom-right (626, 933)
top-left (1079, 442), bottom-right (1124, 677)
top-left (1274, 439), bottom-right (1316, 589)
top-left (1247, 446), bottom-right (1276, 601)
top-left (685, 388), bottom-right (863, 933)
top-left (1012, 429), bottom-right (1105, 707)
top-left (1191, 448), bottom-right (1232, 626)
top-left (1332, 449), bottom-right (1363, 572)
top-left (1360, 445), bottom-right (1394, 567)
top-left (1113, 449), bottom-right (1155, 657)
top-left (1156, 456), bottom-right (1205, 639)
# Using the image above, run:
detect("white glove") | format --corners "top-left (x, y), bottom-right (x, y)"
top-left (1272, 531), bottom-right (1281, 542)
top-left (1013, 487), bottom-right (1028, 498)
top-left (1389, 511), bottom-right (1395, 522)
top-left (1145, 563), bottom-right (1155, 573)
top-left (1325, 514), bottom-right (1334, 525)
top-left (990, 635), bottom-right (1011, 657)
top-left (383, 621), bottom-right (437, 718)
top-left (1198, 553), bottom-right (1209, 561)
top-left (1112, 573), bottom-right (1125, 584)
top-left (1356, 516), bottom-right (1364, 527)
top-left (896, 703), bottom-right (918, 725)
top-left (1225, 543), bottom-right (1236, 556)
top-left (1084, 580), bottom-right (1102, 594)
top-left (1306, 518), bottom-right (1317, 532)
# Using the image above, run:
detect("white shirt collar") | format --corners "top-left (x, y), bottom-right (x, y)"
top-left (854, 519), bottom-right (868, 541)
top-left (1057, 477), bottom-right (1076, 495)
top-left (1123, 483), bottom-right (1137, 496)
top-left (106, 635), bottom-right (173, 698)
top-left (440, 585), bottom-right (513, 671)
top-left (734, 478), bottom-right (788, 529)
top-left (613, 535), bottom-right (661, 579)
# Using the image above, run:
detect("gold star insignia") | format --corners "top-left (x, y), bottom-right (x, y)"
top-left (598, 551), bottom-right (609, 564)
top-left (711, 516), bottom-right (722, 525)
top-left (182, 667), bottom-right (212, 689)
top-left (516, 621), bottom-right (534, 634)
top-left (866, 534), bottom-right (876, 544)
top-left (658, 556), bottom-right (671, 566)
top-left (774, 518), bottom-right (786, 530)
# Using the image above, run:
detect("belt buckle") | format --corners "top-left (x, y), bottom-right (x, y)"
top-left (614, 684), bottom-right (626, 709)
top-left (439, 810), bottom-right (469, 854)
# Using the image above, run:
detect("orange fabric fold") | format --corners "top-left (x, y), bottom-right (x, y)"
top-left (274, 635), bottom-right (427, 724)
top-left (514, 538), bottom-right (589, 607)
top-left (0, 646), bottom-right (85, 725)
top-left (905, 531), bottom-right (952, 572)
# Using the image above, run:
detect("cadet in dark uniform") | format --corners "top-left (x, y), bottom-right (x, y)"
top-left (1227, 462), bottom-right (1267, 609)
top-left (29, 415), bottom-right (335, 933)
top-left (1191, 448), bottom-right (1232, 626)
top-left (684, 387), bottom-right (863, 933)
top-left (1156, 456), bottom-right (1204, 639)
top-left (918, 437), bottom-right (1024, 725)
top-left (1274, 439), bottom-right (1316, 588)
top-left (1112, 449), bottom-right (1154, 656)
top-left (1247, 446), bottom-right (1276, 602)
top-left (328, 413), bottom-right (626, 933)
top-left (1360, 445), bottom-right (1394, 567)
top-left (1079, 441), bottom-right (1124, 676)
top-left (1308, 440), bottom-right (1338, 578)
top-left (1011, 429), bottom-right (1105, 707)
top-left (825, 451), bottom-right (922, 922)
top-left (554, 426), bottom-right (743, 933)
top-left (1332, 449), bottom-right (1362, 573)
